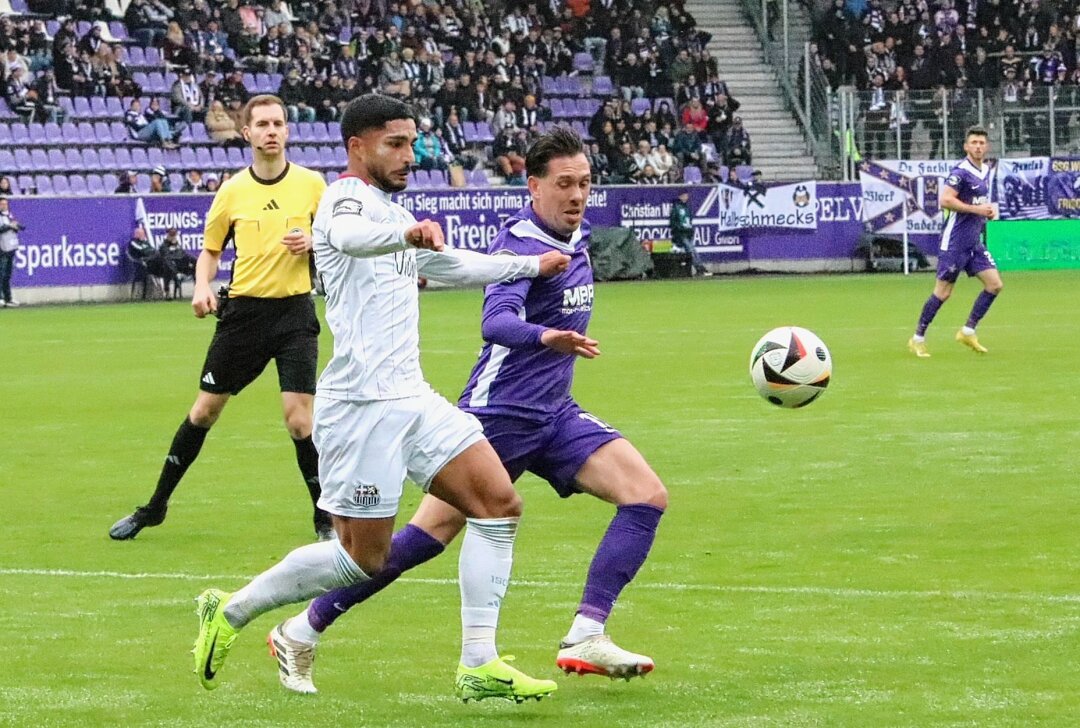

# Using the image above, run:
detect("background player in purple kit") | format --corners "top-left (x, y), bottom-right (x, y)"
top-left (267, 128), bottom-right (668, 693)
top-left (909, 126), bottom-right (1003, 358)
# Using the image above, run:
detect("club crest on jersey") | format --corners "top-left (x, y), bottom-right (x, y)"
top-left (332, 198), bottom-right (364, 217)
top-left (562, 283), bottom-right (593, 313)
top-left (352, 482), bottom-right (380, 508)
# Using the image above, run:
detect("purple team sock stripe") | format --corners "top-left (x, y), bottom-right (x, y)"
top-left (577, 503), bottom-right (665, 624)
top-left (916, 294), bottom-right (946, 337)
top-left (966, 290), bottom-right (998, 329)
top-left (307, 524), bottom-right (445, 633)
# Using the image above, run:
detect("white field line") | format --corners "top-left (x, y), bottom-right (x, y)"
top-left (3, 568), bottom-right (1080, 606)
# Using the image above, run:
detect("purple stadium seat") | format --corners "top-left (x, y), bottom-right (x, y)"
top-left (573, 53), bottom-right (595, 73)
top-left (328, 121), bottom-right (341, 140)
top-left (17, 175), bottom-right (33, 194)
top-left (51, 174), bottom-right (71, 195)
top-left (592, 75), bottom-right (614, 96)
top-left (15, 149), bottom-right (31, 171)
top-left (269, 73), bottom-right (283, 90)
top-left (312, 122), bottom-right (330, 143)
top-left (243, 73), bottom-right (257, 90)
top-left (541, 76), bottom-right (557, 96)
top-left (90, 96), bottom-right (108, 117)
top-left (93, 121), bottom-right (112, 143)
top-left (59, 96), bottom-right (75, 119)
top-left (469, 169), bottom-right (489, 187)
top-left (573, 120), bottom-right (591, 140)
top-left (102, 174), bottom-right (118, 192)
top-left (87, 175), bottom-right (105, 195)
top-left (719, 165), bottom-right (730, 181)
top-left (227, 147), bottom-right (244, 167)
top-left (28, 124), bottom-right (46, 144)
top-left (242, 148), bottom-right (252, 164)
top-left (462, 121), bottom-right (478, 144)
top-left (0, 124), bottom-right (10, 145)
top-left (11, 124), bottom-right (29, 144)
top-left (106, 97), bottom-right (124, 116)
top-left (683, 166), bottom-right (702, 184)
top-left (297, 122), bottom-right (314, 141)
top-left (145, 47), bottom-right (161, 66)
top-left (132, 72), bottom-right (149, 89)
top-left (211, 147), bottom-right (228, 168)
top-left (131, 147), bottom-right (150, 169)
top-left (135, 174), bottom-right (151, 194)
top-left (77, 21), bottom-right (91, 36)
top-left (114, 147), bottom-right (133, 170)
top-left (196, 147), bottom-right (213, 168)
top-left (110, 122), bottom-right (129, 143)
top-left (324, 170), bottom-right (339, 183)
top-left (566, 75), bottom-right (585, 97)
top-left (164, 148), bottom-right (183, 171)
top-left (35, 175), bottom-right (53, 195)
top-left (630, 97), bottom-right (652, 116)
top-left (406, 172), bottom-right (420, 188)
top-left (574, 99), bottom-right (593, 117)
top-left (31, 148), bottom-right (49, 170)
top-left (64, 148), bottom-right (82, 170)
top-left (46, 21), bottom-right (59, 37)
top-left (287, 122), bottom-right (299, 139)
top-left (127, 46), bottom-right (146, 65)
top-left (146, 73), bottom-right (166, 94)
top-left (0, 99), bottom-right (15, 120)
top-left (69, 175), bottom-right (88, 195)
top-left (555, 76), bottom-right (574, 96)
top-left (322, 147), bottom-right (343, 167)
top-left (93, 148), bottom-right (113, 170)
top-left (190, 122), bottom-right (209, 142)
top-left (74, 96), bottom-right (92, 117)
top-left (169, 173), bottom-right (183, 191)
top-left (0, 149), bottom-right (13, 169)
top-left (548, 98), bottom-right (566, 118)
top-left (255, 73), bottom-right (272, 92)
top-left (78, 122), bottom-right (96, 144)
top-left (45, 122), bottom-right (63, 144)
top-left (179, 147), bottom-right (197, 168)
top-left (61, 122), bottom-right (79, 144)
top-left (109, 22), bottom-right (129, 41)
top-left (735, 165), bottom-right (754, 182)
top-left (147, 147), bottom-right (165, 168)
top-left (477, 124), bottom-right (495, 144)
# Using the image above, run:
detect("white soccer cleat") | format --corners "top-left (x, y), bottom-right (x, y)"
top-left (555, 635), bottom-right (654, 680)
top-left (267, 622), bottom-right (318, 694)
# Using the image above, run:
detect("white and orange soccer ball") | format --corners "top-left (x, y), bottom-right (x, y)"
top-left (749, 326), bottom-right (832, 408)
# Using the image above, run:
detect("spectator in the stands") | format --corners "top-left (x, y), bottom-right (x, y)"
top-left (380, 49), bottom-right (410, 97)
top-left (150, 166), bottom-right (171, 194)
top-left (115, 170), bottom-right (138, 194)
top-left (618, 53), bottom-right (647, 100)
top-left (77, 22), bottom-right (104, 59)
top-left (414, 118), bottom-right (448, 172)
top-left (655, 100), bottom-right (678, 130)
top-left (126, 98), bottom-right (180, 149)
top-left (219, 68), bottom-right (250, 106)
top-left (205, 173), bottom-right (220, 193)
top-left (205, 98), bottom-right (243, 146)
top-left (493, 125), bottom-right (528, 184)
top-left (723, 116), bottom-right (752, 167)
top-left (586, 141), bottom-right (610, 184)
top-left (671, 121), bottom-right (702, 168)
top-left (491, 98), bottom-right (518, 135)
top-left (654, 143), bottom-right (680, 182)
top-left (125, 0), bottom-right (173, 47)
top-left (171, 67), bottom-right (206, 124)
top-left (278, 68), bottom-right (315, 122)
top-left (181, 169), bottom-right (206, 193)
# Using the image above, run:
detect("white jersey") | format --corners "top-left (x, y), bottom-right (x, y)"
top-left (312, 174), bottom-right (541, 402)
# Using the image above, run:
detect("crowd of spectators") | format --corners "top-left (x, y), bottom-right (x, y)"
top-left (0, 0), bottom-right (744, 186)
top-left (809, 0), bottom-right (1080, 156)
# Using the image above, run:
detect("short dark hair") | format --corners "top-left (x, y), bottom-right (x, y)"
top-left (965, 125), bottom-right (989, 140)
top-left (242, 94), bottom-right (288, 126)
top-left (340, 94), bottom-right (415, 144)
top-left (525, 127), bottom-right (585, 178)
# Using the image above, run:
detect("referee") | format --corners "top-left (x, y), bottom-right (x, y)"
top-left (110, 94), bottom-right (333, 541)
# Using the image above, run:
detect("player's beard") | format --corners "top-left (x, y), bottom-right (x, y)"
top-left (372, 164), bottom-right (408, 193)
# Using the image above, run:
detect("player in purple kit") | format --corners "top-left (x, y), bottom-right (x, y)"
top-left (266, 128), bottom-right (668, 693)
top-left (909, 126), bottom-right (1003, 357)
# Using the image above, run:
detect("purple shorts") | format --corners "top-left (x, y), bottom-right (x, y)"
top-left (937, 242), bottom-right (997, 283)
top-left (466, 401), bottom-right (623, 498)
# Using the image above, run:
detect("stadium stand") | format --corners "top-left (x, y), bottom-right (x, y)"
top-left (0, 0), bottom-right (753, 194)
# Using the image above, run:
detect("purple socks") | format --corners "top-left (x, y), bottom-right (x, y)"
top-left (916, 294), bottom-right (945, 337)
top-left (577, 503), bottom-right (665, 623)
top-left (966, 290), bottom-right (998, 329)
top-left (307, 524), bottom-right (445, 632)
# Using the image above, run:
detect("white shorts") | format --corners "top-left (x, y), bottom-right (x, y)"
top-left (312, 389), bottom-right (485, 519)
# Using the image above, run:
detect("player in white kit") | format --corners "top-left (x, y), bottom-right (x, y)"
top-left (191, 94), bottom-right (569, 703)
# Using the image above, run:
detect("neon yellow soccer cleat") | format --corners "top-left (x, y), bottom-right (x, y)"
top-left (454, 656), bottom-right (557, 703)
top-left (955, 329), bottom-right (988, 353)
top-left (193, 589), bottom-right (239, 691)
top-left (907, 337), bottom-right (931, 358)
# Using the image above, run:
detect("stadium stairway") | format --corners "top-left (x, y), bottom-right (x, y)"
top-left (685, 0), bottom-right (817, 181)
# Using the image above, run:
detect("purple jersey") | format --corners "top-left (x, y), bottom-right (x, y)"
top-left (459, 205), bottom-right (593, 419)
top-left (940, 158), bottom-right (992, 253)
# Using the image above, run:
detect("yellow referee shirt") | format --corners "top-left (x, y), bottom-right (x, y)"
top-left (202, 163), bottom-right (327, 298)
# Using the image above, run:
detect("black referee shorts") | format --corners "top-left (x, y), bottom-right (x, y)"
top-left (199, 294), bottom-right (320, 396)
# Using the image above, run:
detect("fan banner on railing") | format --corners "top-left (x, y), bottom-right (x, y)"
top-left (996, 157), bottom-right (1050, 220)
top-left (858, 160), bottom-right (951, 235)
top-left (1044, 157), bottom-right (1080, 218)
top-left (713, 180), bottom-right (819, 232)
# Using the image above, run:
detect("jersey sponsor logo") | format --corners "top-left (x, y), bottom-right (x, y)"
top-left (332, 198), bottom-right (364, 217)
top-left (202, 372), bottom-right (216, 385)
top-left (352, 482), bottom-right (380, 508)
top-left (561, 284), bottom-right (593, 313)
top-left (394, 250), bottom-right (416, 279)
top-left (263, 199), bottom-right (281, 210)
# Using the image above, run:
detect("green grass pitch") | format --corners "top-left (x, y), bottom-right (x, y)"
top-left (2, 271), bottom-right (1079, 727)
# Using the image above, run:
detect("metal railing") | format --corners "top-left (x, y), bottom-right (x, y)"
top-left (833, 86), bottom-right (1080, 179)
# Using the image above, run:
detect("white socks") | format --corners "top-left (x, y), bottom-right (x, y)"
top-left (459, 517), bottom-right (517, 668)
top-left (564, 614), bottom-right (605, 645)
top-left (223, 539), bottom-right (368, 629)
top-left (912, 334), bottom-right (925, 343)
top-left (961, 326), bottom-right (976, 336)
top-left (284, 612), bottom-right (323, 645)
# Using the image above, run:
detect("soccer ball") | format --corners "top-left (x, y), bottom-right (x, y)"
top-left (749, 326), bottom-right (832, 408)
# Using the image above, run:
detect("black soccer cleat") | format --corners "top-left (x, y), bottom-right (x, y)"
top-left (109, 505), bottom-right (167, 540)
